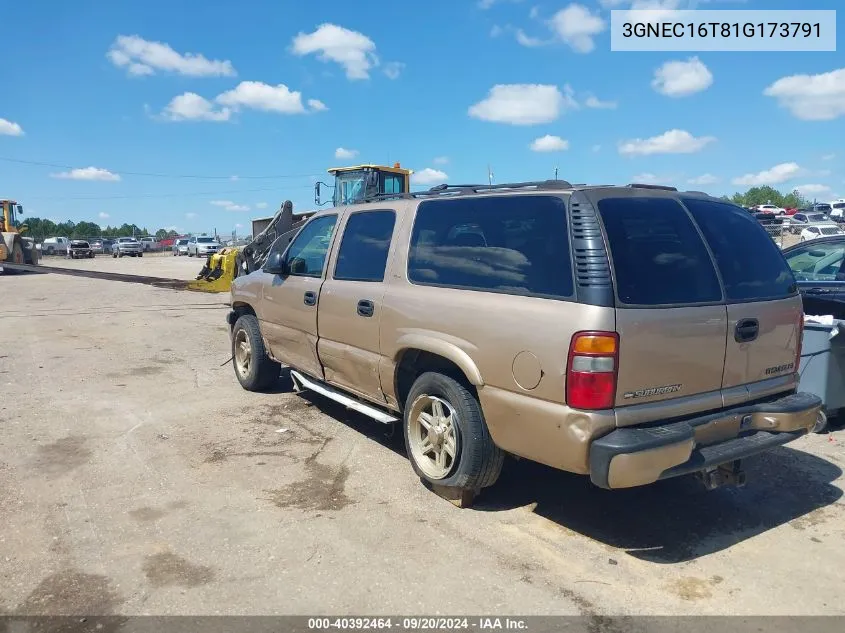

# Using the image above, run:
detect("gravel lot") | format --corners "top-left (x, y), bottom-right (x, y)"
top-left (2, 256), bottom-right (845, 618)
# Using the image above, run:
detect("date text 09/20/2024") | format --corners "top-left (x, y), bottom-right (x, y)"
top-left (308, 618), bottom-right (528, 630)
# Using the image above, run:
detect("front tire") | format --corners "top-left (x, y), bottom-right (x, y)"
top-left (231, 314), bottom-right (280, 391)
top-left (113, 251), bottom-right (117, 258)
top-left (138, 252), bottom-right (143, 257)
top-left (404, 372), bottom-right (503, 492)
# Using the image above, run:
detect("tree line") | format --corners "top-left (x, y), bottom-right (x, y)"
top-left (720, 186), bottom-right (812, 210)
top-left (19, 217), bottom-right (182, 241)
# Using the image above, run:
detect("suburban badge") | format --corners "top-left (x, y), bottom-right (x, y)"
top-left (623, 384), bottom-right (682, 400)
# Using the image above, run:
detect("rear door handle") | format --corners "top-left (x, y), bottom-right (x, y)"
top-left (303, 291), bottom-right (317, 306)
top-left (357, 299), bottom-right (374, 317)
top-left (734, 318), bottom-right (759, 343)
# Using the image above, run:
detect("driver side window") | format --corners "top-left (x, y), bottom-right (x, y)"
top-left (786, 243), bottom-right (845, 281)
top-left (283, 214), bottom-right (337, 277)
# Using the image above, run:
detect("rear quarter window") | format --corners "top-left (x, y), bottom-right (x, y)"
top-left (408, 195), bottom-right (573, 299)
top-left (683, 198), bottom-right (796, 301)
top-left (597, 197), bottom-right (722, 306)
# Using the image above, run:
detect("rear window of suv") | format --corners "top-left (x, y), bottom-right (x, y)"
top-left (683, 198), bottom-right (796, 301)
top-left (408, 195), bottom-right (573, 299)
top-left (597, 197), bottom-right (722, 305)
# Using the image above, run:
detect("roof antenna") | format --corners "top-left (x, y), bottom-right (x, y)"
top-left (554, 166), bottom-right (559, 181)
top-left (487, 165), bottom-right (494, 185)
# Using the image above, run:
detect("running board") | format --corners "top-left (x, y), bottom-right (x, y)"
top-left (289, 370), bottom-right (399, 424)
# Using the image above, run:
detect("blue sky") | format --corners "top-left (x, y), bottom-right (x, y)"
top-left (2, 0), bottom-right (843, 235)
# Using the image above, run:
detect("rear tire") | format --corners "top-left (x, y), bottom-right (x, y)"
top-left (138, 252), bottom-right (143, 258)
top-left (231, 314), bottom-right (280, 391)
top-left (113, 251), bottom-right (117, 258)
top-left (404, 372), bottom-right (504, 492)
top-left (11, 242), bottom-right (24, 264)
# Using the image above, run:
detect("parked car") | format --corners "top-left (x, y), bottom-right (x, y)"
top-left (172, 238), bottom-right (189, 256)
top-left (112, 237), bottom-right (143, 258)
top-left (755, 204), bottom-right (785, 216)
top-left (790, 212), bottom-right (833, 234)
top-left (140, 236), bottom-right (162, 252)
top-left (810, 203), bottom-right (833, 215)
top-left (829, 199), bottom-right (845, 219)
top-left (784, 207), bottom-right (799, 215)
top-left (227, 183), bottom-right (821, 499)
top-left (40, 236), bottom-right (70, 255)
top-left (89, 238), bottom-right (107, 254)
top-left (187, 236), bottom-right (220, 257)
top-left (66, 239), bottom-right (94, 259)
top-left (799, 224), bottom-right (844, 242)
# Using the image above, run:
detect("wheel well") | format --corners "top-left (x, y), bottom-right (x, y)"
top-left (394, 349), bottom-right (475, 411)
top-left (231, 302), bottom-right (256, 328)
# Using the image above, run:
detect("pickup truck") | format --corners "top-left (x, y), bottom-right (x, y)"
top-left (40, 237), bottom-right (70, 255)
top-left (67, 240), bottom-right (94, 259)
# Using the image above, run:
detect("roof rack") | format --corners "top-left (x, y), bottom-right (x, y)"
top-left (360, 179), bottom-right (575, 203)
top-left (626, 183), bottom-right (678, 191)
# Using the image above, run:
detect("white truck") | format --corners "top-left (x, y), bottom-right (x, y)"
top-left (40, 236), bottom-right (70, 255)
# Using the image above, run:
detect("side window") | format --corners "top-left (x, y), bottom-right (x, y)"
top-left (284, 214), bottom-right (337, 277)
top-left (785, 242), bottom-right (845, 281)
top-left (407, 195), bottom-right (574, 299)
top-left (333, 210), bottom-right (396, 282)
top-left (684, 198), bottom-right (796, 301)
top-left (381, 173), bottom-right (405, 195)
top-left (597, 197), bottom-right (722, 306)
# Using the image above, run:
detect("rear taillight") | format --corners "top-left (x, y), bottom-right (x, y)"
top-left (796, 313), bottom-right (804, 372)
top-left (566, 331), bottom-right (619, 410)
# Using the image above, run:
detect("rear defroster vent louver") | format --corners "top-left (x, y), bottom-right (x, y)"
top-left (570, 199), bottom-right (611, 289)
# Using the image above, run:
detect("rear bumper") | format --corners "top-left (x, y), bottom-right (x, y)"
top-left (589, 391), bottom-right (822, 489)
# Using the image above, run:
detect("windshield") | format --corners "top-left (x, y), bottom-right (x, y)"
top-left (177, 239), bottom-right (188, 245)
top-left (197, 237), bottom-right (215, 243)
top-left (809, 213), bottom-right (828, 222)
top-left (333, 170), bottom-right (368, 206)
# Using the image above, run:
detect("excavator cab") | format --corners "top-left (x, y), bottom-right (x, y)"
top-left (316, 163), bottom-right (412, 207)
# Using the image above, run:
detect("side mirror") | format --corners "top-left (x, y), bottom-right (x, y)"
top-left (314, 181), bottom-right (322, 206)
top-left (264, 251), bottom-right (286, 275)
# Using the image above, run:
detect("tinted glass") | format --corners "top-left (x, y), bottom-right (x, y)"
top-left (786, 241), bottom-right (845, 281)
top-left (284, 214), bottom-right (337, 277)
top-left (809, 213), bottom-right (828, 222)
top-left (408, 195), bottom-right (573, 299)
top-left (334, 210), bottom-right (396, 282)
top-left (597, 197), bottom-right (722, 305)
top-left (684, 198), bottom-right (796, 301)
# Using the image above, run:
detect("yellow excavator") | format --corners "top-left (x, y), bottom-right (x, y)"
top-left (0, 199), bottom-right (40, 272)
top-left (189, 163), bottom-right (412, 292)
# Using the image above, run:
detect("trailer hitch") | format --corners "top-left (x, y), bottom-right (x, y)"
top-left (697, 460), bottom-right (747, 491)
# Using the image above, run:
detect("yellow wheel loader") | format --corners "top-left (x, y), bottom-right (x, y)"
top-left (0, 200), bottom-right (40, 272)
top-left (189, 163), bottom-right (412, 293)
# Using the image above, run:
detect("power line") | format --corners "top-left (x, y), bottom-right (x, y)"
top-left (25, 184), bottom-right (314, 201)
top-left (0, 156), bottom-right (323, 181)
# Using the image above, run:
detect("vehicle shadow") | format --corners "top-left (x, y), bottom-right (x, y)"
top-left (473, 444), bottom-right (843, 564)
top-left (274, 372), bottom-right (843, 565)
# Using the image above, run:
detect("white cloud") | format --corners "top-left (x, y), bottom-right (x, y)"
top-left (652, 57), bottom-right (713, 97)
top-left (210, 200), bottom-right (249, 212)
top-left (308, 99), bottom-right (328, 111)
top-left (731, 162), bottom-right (804, 186)
top-left (162, 92), bottom-right (231, 122)
top-left (216, 81), bottom-right (307, 114)
top-left (255, 202), bottom-right (269, 209)
top-left (592, 144), bottom-right (602, 153)
top-left (412, 168), bottom-right (449, 186)
top-left (530, 135), bottom-right (569, 152)
top-left (478, 0), bottom-right (525, 8)
top-left (468, 84), bottom-right (575, 125)
top-left (107, 35), bottom-right (236, 77)
top-left (490, 25), bottom-right (504, 37)
top-left (795, 183), bottom-right (832, 197)
top-left (763, 68), bottom-right (845, 121)
top-left (98, 212), bottom-right (110, 220)
top-left (687, 173), bottom-right (719, 186)
top-left (516, 29), bottom-right (547, 47)
top-left (51, 167), bottom-right (121, 182)
top-left (631, 172), bottom-right (669, 185)
top-left (383, 62), bottom-right (405, 80)
top-left (548, 4), bottom-right (606, 54)
top-left (235, 223), bottom-right (244, 229)
top-left (0, 118), bottom-right (24, 136)
top-left (585, 95), bottom-right (617, 109)
top-left (185, 212), bottom-right (198, 220)
top-left (530, 6), bottom-right (541, 19)
top-left (335, 147), bottom-right (359, 160)
top-left (822, 153), bottom-right (836, 161)
top-left (291, 23), bottom-right (378, 80)
top-left (619, 129), bottom-right (715, 156)
top-left (433, 156), bottom-right (449, 165)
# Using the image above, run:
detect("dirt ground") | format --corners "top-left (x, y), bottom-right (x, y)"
top-left (2, 255), bottom-right (845, 618)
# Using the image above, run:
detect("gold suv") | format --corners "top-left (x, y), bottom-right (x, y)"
top-left (227, 181), bottom-right (822, 498)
